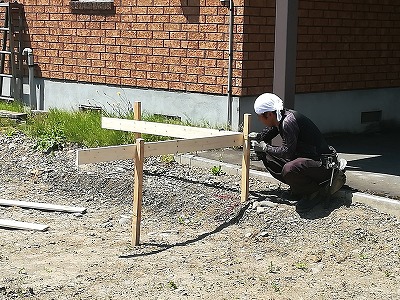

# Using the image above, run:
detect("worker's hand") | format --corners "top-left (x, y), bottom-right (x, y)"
top-left (253, 141), bottom-right (268, 153)
top-left (248, 132), bottom-right (261, 141)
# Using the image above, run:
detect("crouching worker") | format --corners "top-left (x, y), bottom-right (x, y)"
top-left (250, 93), bottom-right (346, 213)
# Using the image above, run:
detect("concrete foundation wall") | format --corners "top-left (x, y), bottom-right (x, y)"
top-left (22, 77), bottom-right (232, 129)
top-left (238, 88), bottom-right (400, 134)
top-left (294, 88), bottom-right (400, 134)
top-left (19, 78), bottom-right (400, 135)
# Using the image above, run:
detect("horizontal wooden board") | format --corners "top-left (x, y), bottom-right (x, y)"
top-left (144, 134), bottom-right (243, 157)
top-left (0, 198), bottom-right (86, 213)
top-left (0, 110), bottom-right (27, 120)
top-left (76, 144), bottom-right (135, 165)
top-left (77, 134), bottom-right (243, 165)
top-left (102, 117), bottom-right (241, 139)
top-left (0, 219), bottom-right (48, 231)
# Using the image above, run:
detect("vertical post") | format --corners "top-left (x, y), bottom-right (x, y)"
top-left (134, 101), bottom-right (142, 140)
top-left (273, 0), bottom-right (298, 109)
top-left (132, 138), bottom-right (144, 246)
top-left (241, 114), bottom-right (251, 202)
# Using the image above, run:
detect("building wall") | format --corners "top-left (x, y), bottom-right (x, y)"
top-left (19, 0), bottom-right (400, 96)
top-left (296, 0), bottom-right (400, 93)
top-left (13, 0), bottom-right (400, 132)
top-left (21, 0), bottom-right (245, 95)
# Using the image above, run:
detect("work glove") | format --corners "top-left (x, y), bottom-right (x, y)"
top-left (248, 132), bottom-right (261, 142)
top-left (252, 141), bottom-right (269, 153)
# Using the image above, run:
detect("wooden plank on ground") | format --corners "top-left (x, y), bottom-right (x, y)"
top-left (76, 134), bottom-right (243, 165)
top-left (0, 198), bottom-right (86, 213)
top-left (0, 110), bottom-right (27, 120)
top-left (0, 219), bottom-right (48, 231)
top-left (102, 117), bottom-right (241, 139)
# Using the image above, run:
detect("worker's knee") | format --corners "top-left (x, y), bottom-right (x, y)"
top-left (282, 159), bottom-right (300, 178)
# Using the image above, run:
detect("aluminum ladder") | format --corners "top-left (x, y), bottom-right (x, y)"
top-left (0, 1), bottom-right (23, 102)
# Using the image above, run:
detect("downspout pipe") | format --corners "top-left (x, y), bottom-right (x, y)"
top-left (22, 48), bottom-right (36, 110)
top-left (221, 0), bottom-right (234, 128)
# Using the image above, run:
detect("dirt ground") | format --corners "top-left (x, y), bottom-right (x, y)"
top-left (1, 133), bottom-right (400, 300)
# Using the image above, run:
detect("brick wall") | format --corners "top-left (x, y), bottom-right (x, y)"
top-left (240, 0), bottom-right (275, 96)
top-left (20, 0), bottom-right (243, 95)
top-left (296, 0), bottom-right (400, 93)
top-left (16, 0), bottom-right (400, 97)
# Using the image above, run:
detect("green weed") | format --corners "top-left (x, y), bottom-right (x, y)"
top-left (0, 100), bottom-right (24, 112)
top-left (160, 154), bottom-right (175, 164)
top-left (268, 261), bottom-right (280, 274)
top-left (294, 262), bottom-right (308, 271)
top-left (211, 165), bottom-right (224, 176)
top-left (271, 281), bottom-right (280, 293)
top-left (167, 280), bottom-right (178, 290)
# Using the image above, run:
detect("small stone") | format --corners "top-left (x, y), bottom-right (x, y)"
top-left (311, 263), bottom-right (324, 274)
top-left (256, 206), bottom-right (266, 214)
top-left (118, 216), bottom-right (131, 226)
top-left (245, 232), bottom-right (252, 238)
top-left (258, 200), bottom-right (278, 208)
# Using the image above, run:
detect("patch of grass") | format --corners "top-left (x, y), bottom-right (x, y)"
top-left (211, 165), bottom-right (224, 176)
top-left (268, 261), bottom-right (280, 274)
top-left (161, 154), bottom-right (175, 164)
top-left (5, 127), bottom-right (19, 136)
top-left (271, 281), bottom-right (281, 293)
top-left (294, 262), bottom-right (308, 271)
top-left (167, 280), bottom-right (178, 290)
top-left (0, 100), bottom-right (24, 112)
top-left (359, 251), bottom-right (368, 260)
top-left (22, 109), bottom-right (135, 148)
top-left (0, 100), bottom-right (25, 129)
top-left (1, 100), bottom-right (229, 151)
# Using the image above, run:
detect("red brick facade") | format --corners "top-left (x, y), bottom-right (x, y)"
top-left (16, 0), bottom-right (400, 97)
top-left (296, 0), bottom-right (400, 93)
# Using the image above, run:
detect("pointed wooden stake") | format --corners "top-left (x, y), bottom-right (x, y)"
top-left (134, 101), bottom-right (142, 140)
top-left (132, 138), bottom-right (144, 246)
top-left (241, 114), bottom-right (251, 203)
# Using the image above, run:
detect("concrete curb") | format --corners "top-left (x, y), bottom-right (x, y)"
top-left (176, 154), bottom-right (400, 219)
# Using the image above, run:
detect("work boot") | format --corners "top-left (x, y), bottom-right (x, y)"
top-left (295, 190), bottom-right (323, 213)
top-left (329, 169), bottom-right (346, 195)
top-left (295, 170), bottom-right (346, 213)
top-left (280, 190), bottom-right (302, 201)
top-left (322, 169), bottom-right (347, 208)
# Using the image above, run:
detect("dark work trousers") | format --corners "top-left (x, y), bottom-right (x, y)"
top-left (259, 152), bottom-right (332, 197)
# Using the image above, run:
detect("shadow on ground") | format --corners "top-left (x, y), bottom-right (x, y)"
top-left (326, 132), bottom-right (400, 176)
top-left (119, 202), bottom-right (251, 259)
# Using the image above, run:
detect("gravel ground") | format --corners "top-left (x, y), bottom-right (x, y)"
top-left (1, 132), bottom-right (400, 300)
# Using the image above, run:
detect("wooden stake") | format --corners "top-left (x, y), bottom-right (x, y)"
top-left (241, 114), bottom-right (251, 203)
top-left (133, 101), bottom-right (142, 140)
top-left (132, 138), bottom-right (144, 246)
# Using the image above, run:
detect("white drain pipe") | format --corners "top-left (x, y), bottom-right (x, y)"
top-left (221, 0), bottom-right (234, 128)
top-left (22, 48), bottom-right (36, 110)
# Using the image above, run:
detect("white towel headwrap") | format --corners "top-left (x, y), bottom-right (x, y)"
top-left (254, 93), bottom-right (284, 121)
